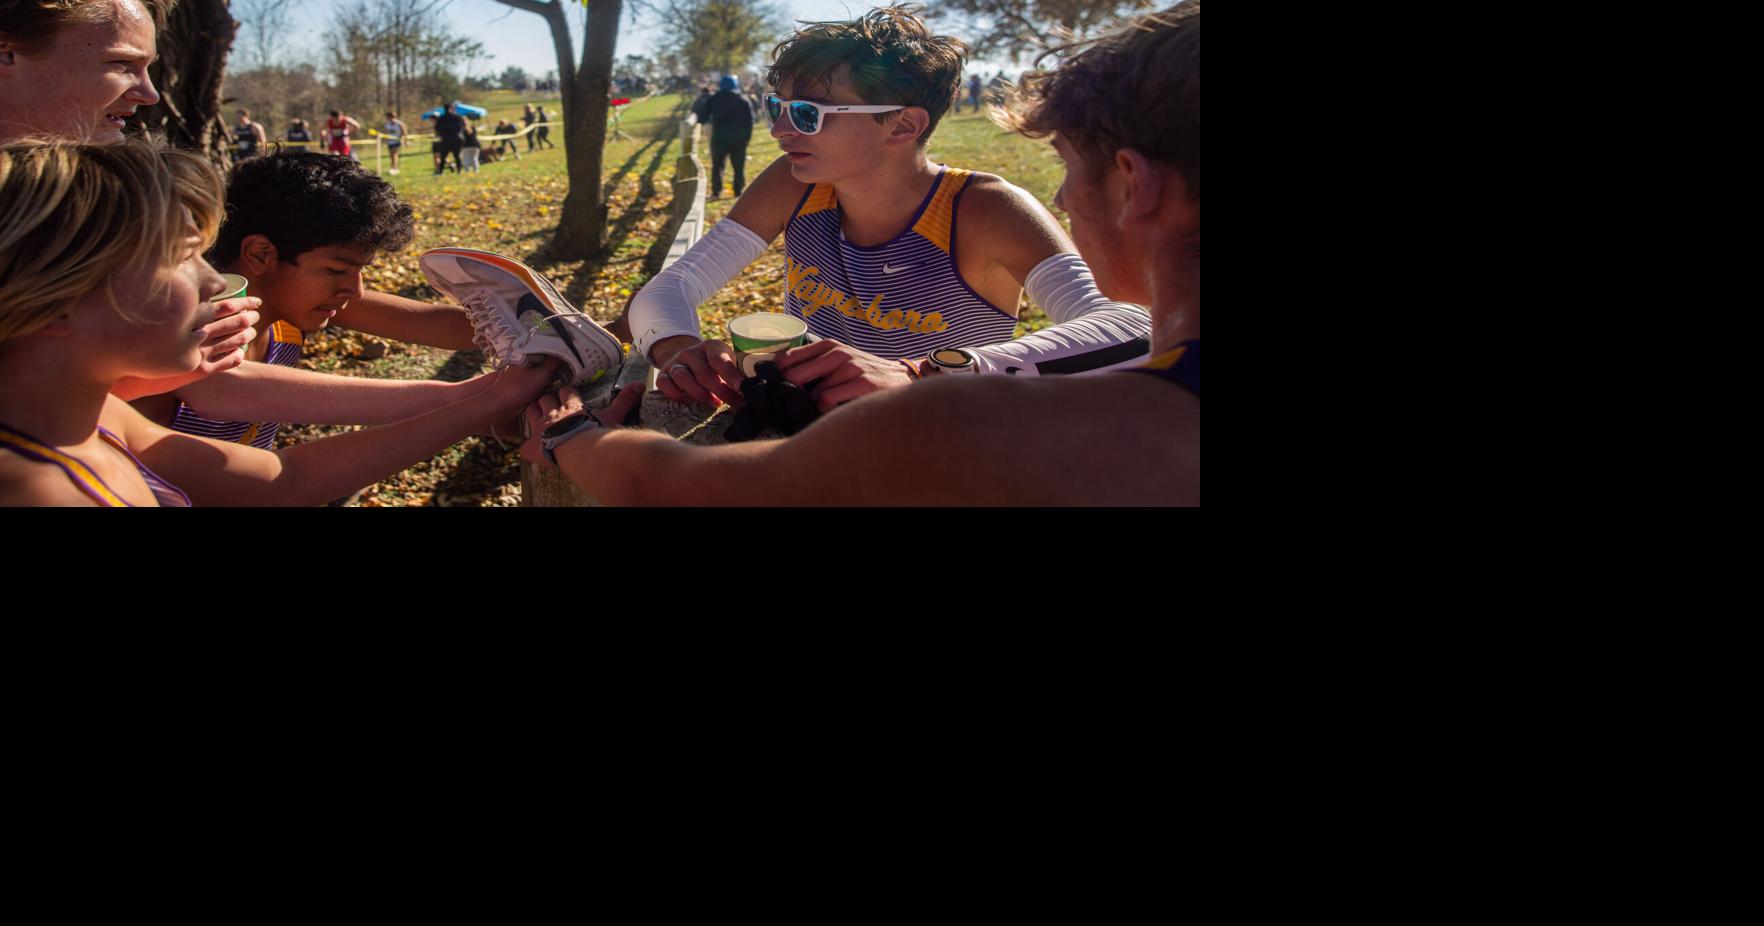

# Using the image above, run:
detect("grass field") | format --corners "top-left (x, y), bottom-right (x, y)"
top-left (286, 90), bottom-right (1071, 506)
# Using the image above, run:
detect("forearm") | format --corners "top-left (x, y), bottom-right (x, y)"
top-left (554, 427), bottom-right (768, 506)
top-left (966, 253), bottom-right (1153, 375)
top-left (629, 217), bottom-right (768, 361)
top-left (257, 397), bottom-right (497, 506)
top-left (966, 306), bottom-right (1153, 375)
top-left (340, 290), bottom-right (477, 352)
top-left (177, 362), bottom-right (481, 426)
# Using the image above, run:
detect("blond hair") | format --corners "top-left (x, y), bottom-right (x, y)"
top-left (0, 137), bottom-right (224, 344)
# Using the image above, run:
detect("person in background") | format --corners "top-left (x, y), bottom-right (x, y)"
top-left (323, 109), bottom-right (361, 158)
top-left (232, 107), bottom-right (266, 162)
top-left (535, 105), bottom-right (555, 149)
top-left (287, 117), bottom-right (313, 144)
top-left (706, 73), bottom-right (753, 200)
top-left (690, 84), bottom-right (714, 125)
top-left (460, 119), bottom-right (481, 173)
top-left (381, 110), bottom-right (406, 175)
top-left (493, 118), bottom-right (521, 160)
top-left (432, 101), bottom-right (464, 174)
top-left (967, 72), bottom-right (982, 113)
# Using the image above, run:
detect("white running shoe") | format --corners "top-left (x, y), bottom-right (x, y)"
top-left (419, 247), bottom-right (625, 387)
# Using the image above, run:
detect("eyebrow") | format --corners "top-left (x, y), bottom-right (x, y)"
top-left (105, 45), bottom-right (155, 63)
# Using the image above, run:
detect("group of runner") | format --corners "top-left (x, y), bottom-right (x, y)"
top-left (0, 0), bottom-right (1199, 506)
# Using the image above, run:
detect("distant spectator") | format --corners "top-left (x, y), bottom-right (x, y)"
top-left (287, 118), bottom-right (313, 144)
top-left (232, 109), bottom-right (267, 162)
top-left (690, 85), bottom-right (714, 125)
top-left (493, 118), bottom-right (522, 159)
top-left (706, 74), bottom-right (753, 199)
top-left (967, 73), bottom-right (982, 113)
top-left (382, 110), bottom-right (408, 175)
top-left (433, 102), bottom-right (465, 174)
top-left (460, 121), bottom-right (481, 173)
top-left (523, 103), bottom-right (537, 151)
top-left (535, 106), bottom-right (555, 149)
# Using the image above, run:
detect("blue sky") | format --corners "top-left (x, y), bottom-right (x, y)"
top-left (276, 2), bottom-right (1017, 82)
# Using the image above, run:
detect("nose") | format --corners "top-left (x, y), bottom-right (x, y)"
top-left (340, 269), bottom-right (364, 300)
top-left (128, 66), bottom-right (160, 107)
top-left (199, 260), bottom-right (227, 301)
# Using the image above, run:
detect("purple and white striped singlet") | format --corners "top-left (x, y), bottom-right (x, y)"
top-left (170, 320), bottom-right (303, 449)
top-left (782, 166), bottom-right (1018, 360)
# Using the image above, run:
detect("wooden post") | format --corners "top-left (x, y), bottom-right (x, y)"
top-left (521, 116), bottom-right (709, 506)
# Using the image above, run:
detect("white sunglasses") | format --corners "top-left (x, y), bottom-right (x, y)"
top-left (765, 94), bottom-right (904, 135)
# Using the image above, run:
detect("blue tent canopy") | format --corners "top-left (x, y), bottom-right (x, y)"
top-left (421, 101), bottom-right (488, 120)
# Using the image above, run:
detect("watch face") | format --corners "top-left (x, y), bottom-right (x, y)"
top-left (544, 413), bottom-right (592, 439)
top-left (932, 349), bottom-right (969, 366)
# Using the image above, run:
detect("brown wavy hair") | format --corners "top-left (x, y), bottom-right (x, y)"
top-left (0, 137), bottom-right (223, 344)
top-left (767, 5), bottom-right (967, 146)
top-left (997, 2), bottom-right (1200, 201)
top-left (0, 0), bottom-right (174, 55)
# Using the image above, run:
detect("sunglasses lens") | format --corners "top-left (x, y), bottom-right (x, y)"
top-left (765, 95), bottom-right (782, 122)
top-left (789, 101), bottom-right (820, 134)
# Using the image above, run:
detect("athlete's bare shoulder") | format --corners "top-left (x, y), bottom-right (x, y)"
top-left (950, 170), bottom-right (1074, 283)
top-left (0, 449), bottom-right (100, 506)
top-left (724, 155), bottom-right (810, 242)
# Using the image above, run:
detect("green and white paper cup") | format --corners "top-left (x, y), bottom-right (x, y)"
top-left (728, 313), bottom-right (807, 353)
top-left (217, 273), bottom-right (249, 301)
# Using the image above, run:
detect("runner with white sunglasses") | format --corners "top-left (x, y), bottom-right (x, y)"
top-left (627, 6), bottom-right (1154, 413)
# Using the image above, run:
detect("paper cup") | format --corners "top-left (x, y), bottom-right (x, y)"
top-left (217, 273), bottom-right (249, 301)
top-left (728, 313), bottom-right (807, 353)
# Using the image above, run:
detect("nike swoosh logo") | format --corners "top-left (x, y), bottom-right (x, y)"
top-left (882, 264), bottom-right (910, 274)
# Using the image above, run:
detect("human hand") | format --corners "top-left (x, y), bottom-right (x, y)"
top-left (476, 357), bottom-right (564, 428)
top-left (774, 338), bottom-right (915, 412)
top-left (110, 297), bottom-right (261, 400)
top-left (521, 382), bottom-right (644, 469)
top-left (653, 338), bottom-right (744, 407)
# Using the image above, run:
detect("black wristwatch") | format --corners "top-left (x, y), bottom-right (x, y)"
top-left (541, 410), bottom-right (604, 464)
top-left (927, 347), bottom-right (980, 375)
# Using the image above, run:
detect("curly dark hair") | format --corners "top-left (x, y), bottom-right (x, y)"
top-left (767, 5), bottom-right (967, 146)
top-left (998, 2), bottom-right (1199, 202)
top-left (209, 148), bottom-right (413, 266)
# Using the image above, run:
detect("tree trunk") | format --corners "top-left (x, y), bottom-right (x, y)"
top-left (134, 0), bottom-right (237, 163)
top-left (552, 0), bottom-right (620, 258)
top-left (498, 0), bottom-right (620, 260)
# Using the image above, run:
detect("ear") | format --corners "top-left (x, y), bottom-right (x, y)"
top-left (1114, 148), bottom-right (1165, 222)
top-left (238, 234), bottom-right (280, 275)
top-left (887, 107), bottom-right (931, 146)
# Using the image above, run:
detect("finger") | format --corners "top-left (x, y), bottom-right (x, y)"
top-left (705, 348), bottom-right (742, 389)
top-left (805, 363), bottom-right (864, 396)
top-left (601, 382), bottom-right (643, 423)
top-left (814, 379), bottom-right (879, 412)
top-left (774, 339), bottom-right (840, 370)
top-left (779, 349), bottom-right (853, 385)
top-left (655, 374), bottom-right (687, 404)
top-left (211, 296), bottom-right (262, 320)
top-left (666, 365), bottom-right (716, 406)
top-left (538, 393), bottom-right (560, 416)
top-left (694, 365), bottom-right (742, 406)
top-left (208, 325), bottom-right (256, 355)
top-left (209, 346), bottom-right (247, 374)
top-left (558, 384), bottom-right (582, 411)
top-left (522, 402), bottom-right (544, 435)
top-left (202, 309), bottom-right (259, 342)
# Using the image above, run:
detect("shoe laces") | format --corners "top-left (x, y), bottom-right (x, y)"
top-left (460, 293), bottom-right (522, 366)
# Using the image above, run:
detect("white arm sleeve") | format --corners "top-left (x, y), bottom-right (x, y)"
top-left (965, 252), bottom-right (1153, 376)
top-left (629, 217), bottom-right (770, 361)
